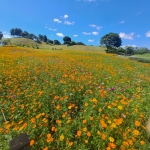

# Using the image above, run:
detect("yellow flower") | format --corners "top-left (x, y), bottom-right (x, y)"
top-left (97, 131), bottom-right (101, 135)
top-left (108, 105), bottom-right (111, 109)
top-left (109, 137), bottom-right (114, 142)
top-left (83, 127), bottom-right (87, 132)
top-left (84, 102), bottom-right (88, 106)
top-left (85, 140), bottom-right (88, 143)
top-left (60, 135), bottom-right (64, 141)
top-left (118, 105), bottom-right (123, 110)
top-left (68, 106), bottom-right (72, 109)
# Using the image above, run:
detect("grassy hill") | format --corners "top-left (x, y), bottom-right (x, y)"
top-left (129, 53), bottom-right (150, 63)
top-left (2, 38), bottom-right (106, 52)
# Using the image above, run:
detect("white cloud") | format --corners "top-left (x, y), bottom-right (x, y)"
top-left (96, 26), bottom-right (102, 30)
top-left (82, 32), bottom-right (91, 35)
top-left (145, 31), bottom-right (150, 37)
top-left (88, 39), bottom-right (94, 42)
top-left (2, 31), bottom-right (11, 39)
top-left (49, 28), bottom-right (57, 31)
top-left (62, 14), bottom-right (68, 18)
top-left (92, 32), bottom-right (99, 35)
top-left (89, 24), bottom-right (97, 28)
top-left (89, 24), bottom-right (102, 30)
top-left (54, 18), bottom-right (62, 23)
top-left (119, 20), bottom-right (125, 24)
top-left (119, 32), bottom-right (134, 40)
top-left (132, 44), bottom-right (137, 47)
top-left (64, 20), bottom-right (75, 25)
top-left (56, 33), bottom-right (64, 37)
top-left (73, 34), bottom-right (78, 37)
top-left (136, 34), bottom-right (140, 37)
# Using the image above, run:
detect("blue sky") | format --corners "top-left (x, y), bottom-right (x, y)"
top-left (1, 0), bottom-right (150, 47)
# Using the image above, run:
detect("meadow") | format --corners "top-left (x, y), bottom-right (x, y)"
top-left (0, 46), bottom-right (150, 150)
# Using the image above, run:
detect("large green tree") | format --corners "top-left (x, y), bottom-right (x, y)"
top-left (100, 32), bottom-right (122, 50)
top-left (63, 36), bottom-right (71, 44)
top-left (43, 35), bottom-right (47, 42)
top-left (10, 28), bottom-right (15, 36)
top-left (0, 31), bottom-right (3, 40)
top-left (53, 40), bottom-right (61, 45)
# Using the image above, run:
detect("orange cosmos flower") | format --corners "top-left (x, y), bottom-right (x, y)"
top-left (77, 130), bottom-right (82, 137)
top-left (43, 147), bottom-right (48, 150)
top-left (30, 139), bottom-right (35, 146)
top-left (87, 131), bottom-right (91, 137)
top-left (140, 140), bottom-right (145, 145)
top-left (83, 119), bottom-right (87, 124)
top-left (69, 142), bottom-right (73, 146)
top-left (135, 120), bottom-right (140, 127)
top-left (133, 129), bottom-right (140, 136)
top-left (101, 133), bottom-right (106, 140)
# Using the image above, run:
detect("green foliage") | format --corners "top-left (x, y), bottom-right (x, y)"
top-left (125, 46), bottom-right (134, 55)
top-left (100, 32), bottom-right (122, 50)
top-left (46, 39), bottom-right (53, 44)
top-left (10, 28), bottom-right (23, 37)
top-left (53, 40), bottom-right (61, 45)
top-left (63, 36), bottom-right (71, 44)
top-left (69, 41), bottom-right (76, 46)
top-left (76, 42), bottom-right (86, 45)
top-left (43, 35), bottom-right (47, 42)
top-left (134, 47), bottom-right (150, 54)
top-left (21, 31), bottom-right (29, 38)
top-left (0, 31), bottom-right (3, 40)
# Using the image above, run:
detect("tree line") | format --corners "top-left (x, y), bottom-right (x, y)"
top-left (1, 29), bottom-right (150, 54)
top-left (100, 32), bottom-right (150, 55)
top-left (9, 28), bottom-right (85, 46)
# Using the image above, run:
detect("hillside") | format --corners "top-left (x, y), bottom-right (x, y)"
top-left (2, 38), bottom-right (106, 52)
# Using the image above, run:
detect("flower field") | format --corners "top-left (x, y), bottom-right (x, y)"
top-left (0, 47), bottom-right (150, 150)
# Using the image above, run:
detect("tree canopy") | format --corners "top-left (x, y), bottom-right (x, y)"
top-left (0, 31), bottom-right (3, 40)
top-left (63, 36), bottom-right (71, 44)
top-left (100, 32), bottom-right (122, 50)
top-left (53, 40), bottom-right (61, 45)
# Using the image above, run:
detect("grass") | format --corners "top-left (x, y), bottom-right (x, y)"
top-left (2, 38), bottom-right (106, 52)
top-left (129, 53), bottom-right (150, 63)
top-left (1, 46), bottom-right (150, 150)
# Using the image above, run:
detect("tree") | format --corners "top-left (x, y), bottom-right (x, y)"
top-left (0, 31), bottom-right (3, 40)
top-left (43, 35), bottom-right (47, 42)
top-left (10, 28), bottom-right (15, 36)
top-left (69, 41), bottom-right (76, 46)
top-left (21, 31), bottom-right (29, 38)
top-left (53, 40), bottom-right (61, 45)
top-left (63, 36), bottom-right (71, 44)
top-left (47, 39), bottom-right (53, 44)
top-left (38, 34), bottom-right (44, 41)
top-left (100, 32), bottom-right (122, 51)
top-left (125, 46), bottom-right (134, 55)
top-left (15, 28), bottom-right (22, 37)
top-left (76, 42), bottom-right (86, 45)
top-left (28, 33), bottom-right (36, 40)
